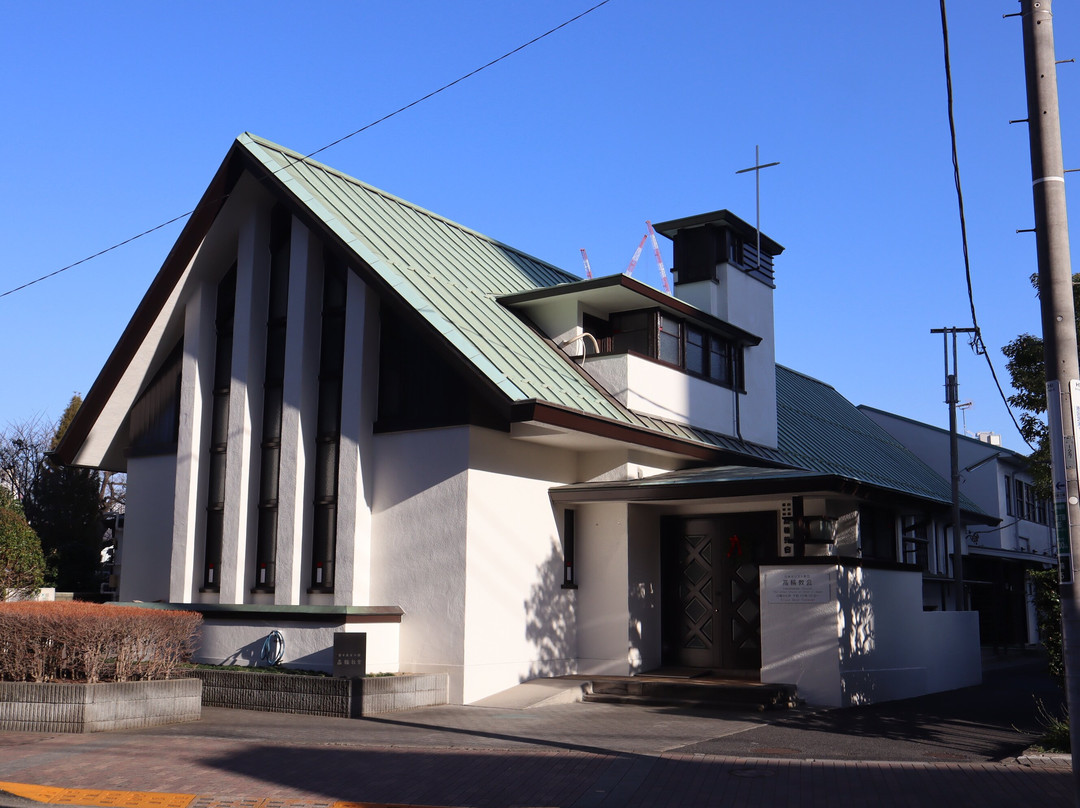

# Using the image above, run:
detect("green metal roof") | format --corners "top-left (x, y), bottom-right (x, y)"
top-left (240, 135), bottom-right (797, 463)
top-left (776, 366), bottom-right (983, 511)
top-left (242, 134), bottom-right (636, 419)
top-left (242, 135), bottom-right (974, 511)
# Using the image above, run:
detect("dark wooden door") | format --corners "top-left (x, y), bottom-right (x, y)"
top-left (664, 512), bottom-right (776, 671)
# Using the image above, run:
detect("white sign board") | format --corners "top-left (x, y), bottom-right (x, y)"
top-left (767, 571), bottom-right (830, 604)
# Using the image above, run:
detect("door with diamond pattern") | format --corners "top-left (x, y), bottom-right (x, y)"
top-left (664, 513), bottom-right (776, 671)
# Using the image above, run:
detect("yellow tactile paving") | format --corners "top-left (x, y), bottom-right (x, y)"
top-left (0, 782), bottom-right (194, 808)
top-left (0, 783), bottom-right (452, 808)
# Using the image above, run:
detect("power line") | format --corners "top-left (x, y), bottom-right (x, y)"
top-left (0, 0), bottom-right (614, 301)
top-left (938, 0), bottom-right (1035, 451)
top-left (0, 212), bottom-right (193, 300)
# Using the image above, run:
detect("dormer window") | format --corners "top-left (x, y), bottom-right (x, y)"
top-left (585, 308), bottom-right (741, 389)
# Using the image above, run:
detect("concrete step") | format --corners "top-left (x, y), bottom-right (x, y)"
top-left (582, 677), bottom-right (798, 711)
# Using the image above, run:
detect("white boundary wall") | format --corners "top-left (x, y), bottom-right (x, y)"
top-left (760, 564), bottom-right (981, 707)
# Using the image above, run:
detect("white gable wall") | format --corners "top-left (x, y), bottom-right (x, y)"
top-left (274, 222), bottom-right (324, 605)
top-left (576, 501), bottom-right (633, 675)
top-left (219, 204), bottom-right (272, 602)
top-left (371, 427), bottom-right (470, 702)
top-left (334, 271), bottom-right (380, 607)
top-left (461, 428), bottom-right (578, 704)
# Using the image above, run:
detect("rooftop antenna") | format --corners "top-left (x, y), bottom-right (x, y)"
top-left (735, 145), bottom-right (780, 269)
top-left (957, 400), bottom-right (974, 436)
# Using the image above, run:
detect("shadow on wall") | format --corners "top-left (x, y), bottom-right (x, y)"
top-left (627, 581), bottom-right (654, 674)
top-left (522, 545), bottom-right (577, 681)
top-left (839, 566), bottom-right (877, 705)
top-left (221, 637), bottom-right (263, 667)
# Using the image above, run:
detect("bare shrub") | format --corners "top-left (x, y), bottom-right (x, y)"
top-left (0, 601), bottom-right (202, 683)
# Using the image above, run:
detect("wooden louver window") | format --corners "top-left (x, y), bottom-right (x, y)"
top-left (203, 263), bottom-right (237, 591)
top-left (309, 255), bottom-right (347, 593)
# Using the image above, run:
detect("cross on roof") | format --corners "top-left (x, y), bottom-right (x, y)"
top-left (735, 145), bottom-right (780, 270)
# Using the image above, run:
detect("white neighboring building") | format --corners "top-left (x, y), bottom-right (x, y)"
top-left (55, 134), bottom-right (988, 707)
top-left (859, 407), bottom-right (1056, 647)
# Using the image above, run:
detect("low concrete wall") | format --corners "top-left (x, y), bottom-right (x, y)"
top-left (760, 562), bottom-right (982, 707)
top-left (192, 669), bottom-right (447, 717)
top-left (0, 679), bottom-right (202, 733)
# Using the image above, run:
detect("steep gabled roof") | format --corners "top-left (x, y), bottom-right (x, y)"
top-left (55, 134), bottom-right (783, 468)
top-left (776, 366), bottom-right (982, 510)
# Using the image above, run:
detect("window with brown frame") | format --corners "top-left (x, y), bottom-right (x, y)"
top-left (589, 308), bottom-right (740, 390)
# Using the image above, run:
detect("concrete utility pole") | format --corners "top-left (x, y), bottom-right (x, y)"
top-left (1019, 0), bottom-right (1080, 797)
top-left (931, 327), bottom-right (976, 610)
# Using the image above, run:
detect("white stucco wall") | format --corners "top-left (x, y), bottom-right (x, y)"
top-left (576, 501), bottom-right (633, 675)
top-left (120, 454), bottom-right (178, 602)
top-left (759, 566), bottom-right (843, 705)
top-left (371, 427), bottom-right (470, 701)
top-left (586, 355), bottom-right (753, 441)
top-left (460, 429), bottom-right (578, 703)
top-left (195, 619), bottom-right (399, 673)
top-left (760, 564), bottom-right (981, 707)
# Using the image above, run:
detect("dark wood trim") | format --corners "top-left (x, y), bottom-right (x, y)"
top-left (499, 274), bottom-right (762, 346)
top-left (549, 469), bottom-right (986, 519)
top-left (763, 557), bottom-right (921, 574)
top-left (511, 400), bottom-right (779, 465)
top-left (550, 471), bottom-right (847, 503)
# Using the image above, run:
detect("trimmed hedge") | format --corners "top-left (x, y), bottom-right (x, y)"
top-left (0, 602), bottom-right (202, 684)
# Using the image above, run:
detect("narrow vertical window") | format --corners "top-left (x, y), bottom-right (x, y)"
top-left (708, 335), bottom-right (732, 387)
top-left (203, 264), bottom-right (237, 591)
top-left (253, 207), bottom-right (291, 593)
top-left (562, 509), bottom-right (577, 589)
top-left (657, 314), bottom-right (681, 365)
top-left (684, 326), bottom-right (706, 376)
top-left (310, 255), bottom-right (347, 592)
top-left (1004, 476), bottom-right (1013, 517)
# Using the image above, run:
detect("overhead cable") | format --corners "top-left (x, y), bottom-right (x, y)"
top-left (939, 0), bottom-right (1035, 450)
top-left (0, 0), bottom-right (614, 300)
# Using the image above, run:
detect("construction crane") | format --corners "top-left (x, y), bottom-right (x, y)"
top-left (647, 221), bottom-right (671, 294)
top-left (579, 248), bottom-right (594, 279)
top-left (624, 222), bottom-right (671, 293)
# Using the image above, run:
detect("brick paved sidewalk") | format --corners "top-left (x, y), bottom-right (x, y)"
top-left (0, 724), bottom-right (1071, 808)
top-left (0, 657), bottom-right (1069, 808)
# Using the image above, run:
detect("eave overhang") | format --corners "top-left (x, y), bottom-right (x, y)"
top-left (550, 464), bottom-right (995, 520)
top-left (651, 209), bottom-right (785, 256)
top-left (499, 273), bottom-right (762, 347)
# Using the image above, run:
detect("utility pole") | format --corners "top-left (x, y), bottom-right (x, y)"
top-left (1019, 0), bottom-right (1080, 796)
top-left (931, 326), bottom-right (976, 610)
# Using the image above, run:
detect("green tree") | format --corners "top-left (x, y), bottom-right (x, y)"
top-left (0, 500), bottom-right (45, 600)
top-left (1001, 273), bottom-right (1080, 500)
top-left (27, 396), bottom-right (104, 592)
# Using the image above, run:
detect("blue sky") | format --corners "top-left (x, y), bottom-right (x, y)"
top-left (1, 1), bottom-right (1076, 452)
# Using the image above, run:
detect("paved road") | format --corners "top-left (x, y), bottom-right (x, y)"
top-left (0, 654), bottom-right (1071, 807)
